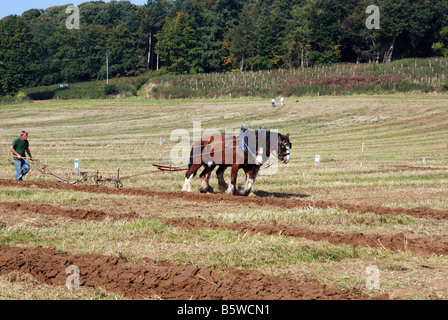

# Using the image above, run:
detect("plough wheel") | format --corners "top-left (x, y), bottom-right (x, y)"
top-left (87, 176), bottom-right (98, 186)
top-left (115, 180), bottom-right (123, 190)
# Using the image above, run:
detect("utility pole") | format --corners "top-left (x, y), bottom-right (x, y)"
top-left (148, 30), bottom-right (152, 70)
top-left (106, 55), bottom-right (109, 84)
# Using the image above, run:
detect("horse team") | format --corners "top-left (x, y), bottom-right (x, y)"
top-left (182, 127), bottom-right (292, 196)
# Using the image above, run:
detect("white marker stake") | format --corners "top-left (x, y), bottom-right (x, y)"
top-left (74, 159), bottom-right (80, 176)
top-left (315, 155), bottom-right (321, 168)
top-left (360, 137), bottom-right (365, 167)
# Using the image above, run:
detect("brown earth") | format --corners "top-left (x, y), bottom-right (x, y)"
top-left (0, 201), bottom-right (139, 221)
top-left (311, 75), bottom-right (405, 88)
top-left (0, 245), bottom-right (372, 300)
top-left (1, 199), bottom-right (447, 257)
top-left (2, 178), bottom-right (446, 300)
top-left (167, 217), bottom-right (448, 257)
top-left (1, 179), bottom-right (447, 220)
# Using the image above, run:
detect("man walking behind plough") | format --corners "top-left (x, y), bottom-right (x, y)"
top-left (10, 131), bottom-right (34, 181)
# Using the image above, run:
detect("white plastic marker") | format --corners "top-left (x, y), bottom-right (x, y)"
top-left (422, 157), bottom-right (426, 166)
top-left (74, 159), bottom-right (80, 176)
top-left (360, 137), bottom-right (365, 167)
top-left (315, 155), bottom-right (321, 168)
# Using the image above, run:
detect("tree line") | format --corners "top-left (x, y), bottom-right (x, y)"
top-left (1, 0), bottom-right (448, 96)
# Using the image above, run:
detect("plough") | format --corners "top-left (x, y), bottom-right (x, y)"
top-left (29, 159), bottom-right (85, 185)
top-left (28, 159), bottom-right (187, 190)
top-left (152, 164), bottom-right (189, 172)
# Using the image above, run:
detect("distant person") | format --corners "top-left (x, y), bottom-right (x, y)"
top-left (271, 98), bottom-right (275, 107)
top-left (280, 96), bottom-right (285, 106)
top-left (10, 131), bottom-right (34, 181)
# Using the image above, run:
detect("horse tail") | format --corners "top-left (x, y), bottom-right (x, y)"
top-left (188, 143), bottom-right (195, 169)
top-left (188, 139), bottom-right (204, 169)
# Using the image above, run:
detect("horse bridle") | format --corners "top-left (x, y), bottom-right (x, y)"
top-left (272, 136), bottom-right (290, 163)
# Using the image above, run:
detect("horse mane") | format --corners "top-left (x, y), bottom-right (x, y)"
top-left (240, 126), bottom-right (272, 161)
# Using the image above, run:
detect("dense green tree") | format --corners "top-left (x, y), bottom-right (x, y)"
top-left (304, 0), bottom-right (354, 65)
top-left (251, 8), bottom-right (285, 69)
top-left (378, 0), bottom-right (433, 62)
top-left (22, 9), bottom-right (43, 21)
top-left (1, 0), bottom-right (448, 94)
top-left (227, 4), bottom-right (257, 71)
top-left (228, 0), bottom-right (288, 71)
top-left (79, 1), bottom-right (107, 26)
top-left (44, 5), bottom-right (70, 22)
top-left (155, 12), bottom-right (201, 73)
top-left (139, 0), bottom-right (168, 70)
top-left (26, 15), bottom-right (60, 85)
top-left (433, 0), bottom-right (448, 31)
top-left (0, 15), bottom-right (37, 95)
top-left (432, 26), bottom-right (448, 57)
top-left (168, 0), bottom-right (197, 18)
top-left (195, 0), bottom-right (246, 72)
top-left (91, 0), bottom-right (139, 31)
top-left (345, 0), bottom-right (380, 63)
top-left (250, 2), bottom-right (286, 70)
top-left (106, 23), bottom-right (140, 77)
top-left (49, 24), bottom-right (108, 82)
top-left (283, 3), bottom-right (312, 68)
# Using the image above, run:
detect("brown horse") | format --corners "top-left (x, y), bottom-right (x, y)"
top-left (182, 127), bottom-right (291, 196)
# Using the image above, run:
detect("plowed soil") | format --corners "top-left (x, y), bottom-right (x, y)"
top-left (1, 179), bottom-right (446, 300)
top-left (0, 245), bottom-right (371, 300)
top-left (1, 201), bottom-right (447, 256)
top-left (1, 179), bottom-right (447, 220)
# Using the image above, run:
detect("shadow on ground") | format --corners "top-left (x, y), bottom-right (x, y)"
top-left (253, 190), bottom-right (310, 199)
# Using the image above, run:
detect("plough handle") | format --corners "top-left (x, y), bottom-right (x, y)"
top-left (152, 164), bottom-right (188, 172)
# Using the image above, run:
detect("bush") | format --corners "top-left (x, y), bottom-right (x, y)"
top-left (27, 89), bottom-right (56, 100)
top-left (16, 91), bottom-right (28, 100)
top-left (104, 83), bottom-right (118, 95)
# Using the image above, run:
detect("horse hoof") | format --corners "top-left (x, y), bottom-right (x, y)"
top-left (237, 187), bottom-right (253, 197)
top-left (200, 186), bottom-right (214, 194)
top-left (182, 185), bottom-right (192, 192)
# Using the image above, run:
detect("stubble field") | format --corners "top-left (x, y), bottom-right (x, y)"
top-left (1, 94), bottom-right (448, 300)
